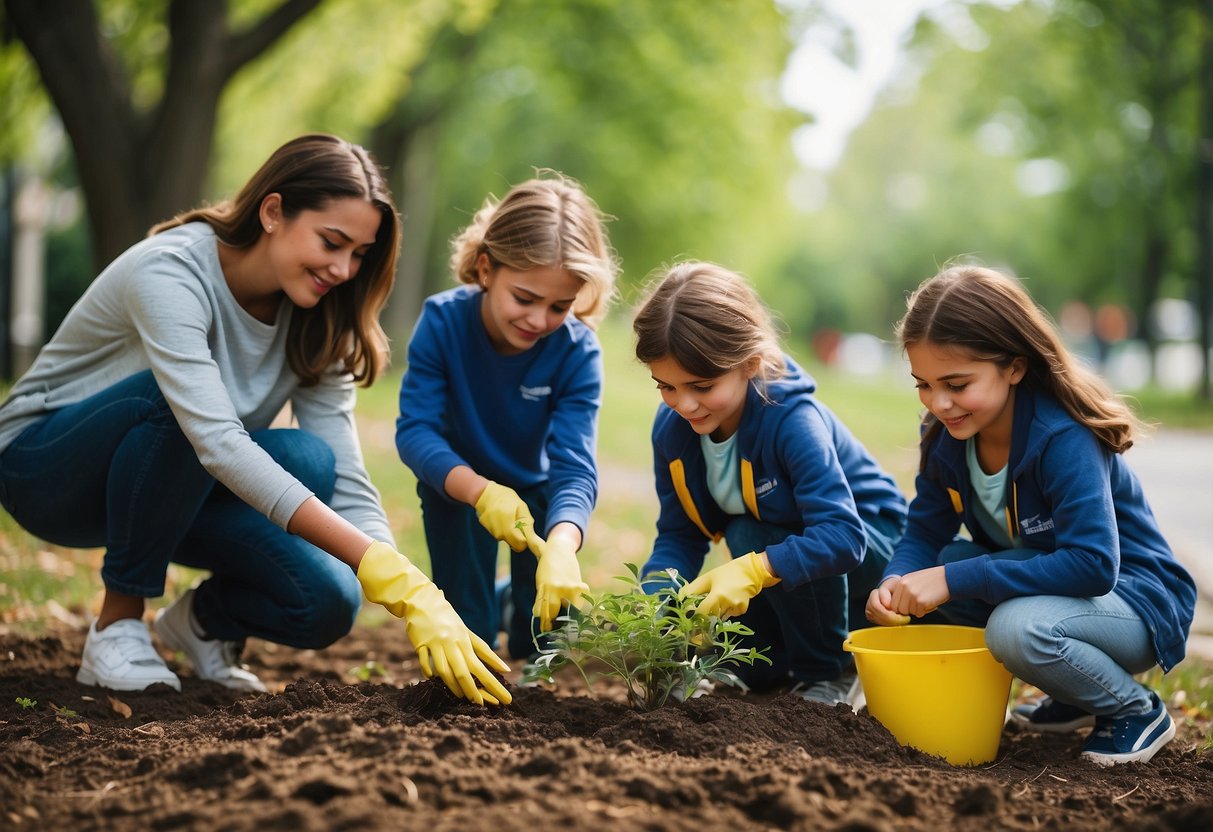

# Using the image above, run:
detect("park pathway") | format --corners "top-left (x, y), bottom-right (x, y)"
top-left (1127, 429), bottom-right (1213, 660)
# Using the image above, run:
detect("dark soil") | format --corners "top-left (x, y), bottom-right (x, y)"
top-left (2, 623), bottom-right (1212, 831)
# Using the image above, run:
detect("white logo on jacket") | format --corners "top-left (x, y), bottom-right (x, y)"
top-left (520, 385), bottom-right (552, 401)
top-left (1021, 514), bottom-right (1055, 535)
top-left (755, 477), bottom-right (778, 497)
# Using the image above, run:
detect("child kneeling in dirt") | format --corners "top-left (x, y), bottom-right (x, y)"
top-left (395, 175), bottom-right (618, 661)
top-left (865, 263), bottom-right (1196, 766)
top-left (633, 261), bottom-right (907, 706)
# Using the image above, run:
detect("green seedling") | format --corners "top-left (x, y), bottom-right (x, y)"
top-left (15, 696), bottom-right (36, 710)
top-left (49, 703), bottom-right (78, 718)
top-left (349, 660), bottom-right (389, 682)
top-left (514, 520), bottom-right (527, 531)
top-left (524, 563), bottom-right (770, 711)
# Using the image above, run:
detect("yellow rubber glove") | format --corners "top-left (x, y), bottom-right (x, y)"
top-left (474, 482), bottom-right (534, 552)
top-left (356, 542), bottom-right (512, 706)
top-left (680, 551), bottom-right (781, 620)
top-left (524, 527), bottom-right (589, 632)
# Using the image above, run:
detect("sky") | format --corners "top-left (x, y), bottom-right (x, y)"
top-left (780, 0), bottom-right (948, 169)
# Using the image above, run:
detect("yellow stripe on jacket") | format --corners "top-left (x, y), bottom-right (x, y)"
top-left (669, 459), bottom-right (722, 542)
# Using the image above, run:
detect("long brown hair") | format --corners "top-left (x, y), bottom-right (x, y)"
top-left (152, 134), bottom-right (401, 387)
top-left (449, 174), bottom-right (618, 329)
top-left (898, 264), bottom-right (1142, 466)
top-left (633, 261), bottom-right (786, 388)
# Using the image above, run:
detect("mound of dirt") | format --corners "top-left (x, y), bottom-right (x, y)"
top-left (2, 624), bottom-right (1212, 831)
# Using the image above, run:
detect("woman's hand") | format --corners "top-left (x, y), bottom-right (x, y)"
top-left (356, 542), bottom-right (512, 706)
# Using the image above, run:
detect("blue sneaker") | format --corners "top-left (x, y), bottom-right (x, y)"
top-left (1010, 697), bottom-right (1096, 733)
top-left (1080, 692), bottom-right (1175, 767)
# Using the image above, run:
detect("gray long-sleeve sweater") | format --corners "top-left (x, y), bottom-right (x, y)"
top-left (0, 222), bottom-right (393, 544)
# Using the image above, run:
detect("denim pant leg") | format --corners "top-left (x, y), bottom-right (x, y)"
top-left (508, 485), bottom-right (548, 660)
top-left (0, 370), bottom-right (215, 596)
top-left (985, 593), bottom-right (1157, 717)
top-left (931, 540), bottom-right (1043, 627)
top-left (724, 515), bottom-right (850, 686)
top-left (418, 481), bottom-right (547, 658)
top-left (174, 429), bottom-right (362, 649)
top-left (847, 512), bottom-right (904, 632)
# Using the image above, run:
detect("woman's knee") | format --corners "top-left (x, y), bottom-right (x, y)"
top-left (297, 570), bottom-right (362, 648)
top-left (250, 429), bottom-right (336, 501)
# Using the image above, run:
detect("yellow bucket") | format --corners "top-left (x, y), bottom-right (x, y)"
top-left (843, 625), bottom-right (1012, 766)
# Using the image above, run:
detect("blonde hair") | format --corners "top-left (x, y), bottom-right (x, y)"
top-left (633, 261), bottom-right (786, 386)
top-left (898, 263), bottom-right (1143, 461)
top-left (449, 175), bottom-right (618, 329)
top-left (153, 134), bottom-right (400, 388)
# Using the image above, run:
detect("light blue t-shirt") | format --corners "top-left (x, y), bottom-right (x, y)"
top-left (701, 431), bottom-right (745, 515)
top-left (966, 438), bottom-right (1017, 549)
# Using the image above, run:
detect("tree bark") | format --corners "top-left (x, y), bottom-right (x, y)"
top-left (4, 0), bottom-right (323, 271)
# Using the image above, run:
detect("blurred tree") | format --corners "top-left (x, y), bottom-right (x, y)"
top-left (783, 0), bottom-right (1210, 399)
top-left (3, 0), bottom-right (324, 271)
top-left (3, 0), bottom-right (802, 349)
top-left (362, 0), bottom-right (803, 338)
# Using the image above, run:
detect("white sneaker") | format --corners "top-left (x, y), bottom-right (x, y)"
top-left (153, 589), bottom-right (266, 692)
top-left (77, 618), bottom-right (181, 691)
top-left (793, 668), bottom-right (863, 710)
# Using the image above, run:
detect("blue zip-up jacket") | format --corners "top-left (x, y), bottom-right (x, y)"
top-left (395, 286), bottom-right (601, 536)
top-left (885, 386), bottom-right (1196, 671)
top-left (642, 357), bottom-right (907, 588)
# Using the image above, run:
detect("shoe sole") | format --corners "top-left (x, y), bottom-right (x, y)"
top-left (1009, 712), bottom-right (1097, 733)
top-left (1080, 717), bottom-right (1176, 766)
top-left (76, 665), bottom-right (181, 692)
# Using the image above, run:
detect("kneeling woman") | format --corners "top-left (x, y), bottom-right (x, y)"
top-left (0, 134), bottom-right (509, 705)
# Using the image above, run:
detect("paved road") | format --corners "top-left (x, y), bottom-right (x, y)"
top-left (1126, 429), bottom-right (1213, 659)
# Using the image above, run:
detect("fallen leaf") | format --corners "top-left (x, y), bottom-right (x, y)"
top-left (107, 695), bottom-right (132, 719)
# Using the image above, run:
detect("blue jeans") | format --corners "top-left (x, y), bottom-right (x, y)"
top-left (0, 370), bottom-right (361, 648)
top-left (932, 540), bottom-right (1156, 717)
top-left (417, 479), bottom-right (546, 659)
top-left (723, 512), bottom-right (902, 690)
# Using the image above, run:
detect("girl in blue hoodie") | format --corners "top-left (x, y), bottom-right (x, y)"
top-left (867, 264), bottom-right (1196, 766)
top-left (634, 261), bottom-right (907, 705)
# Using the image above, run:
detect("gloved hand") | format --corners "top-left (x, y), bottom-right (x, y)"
top-left (680, 551), bottom-right (781, 620)
top-left (524, 528), bottom-right (589, 632)
top-left (356, 542), bottom-right (513, 706)
top-left (474, 482), bottom-right (534, 552)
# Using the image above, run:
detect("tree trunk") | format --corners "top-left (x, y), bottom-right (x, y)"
top-left (1196, 1), bottom-right (1213, 401)
top-left (4, 0), bottom-right (323, 272)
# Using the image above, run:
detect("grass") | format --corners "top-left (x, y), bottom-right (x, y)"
top-left (1, 322), bottom-right (1211, 730)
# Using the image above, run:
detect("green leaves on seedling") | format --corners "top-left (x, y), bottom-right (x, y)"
top-left (14, 696), bottom-right (36, 710)
top-left (50, 703), bottom-right (78, 718)
top-left (514, 520), bottom-right (527, 531)
top-left (524, 563), bottom-right (770, 711)
top-left (348, 660), bottom-right (389, 682)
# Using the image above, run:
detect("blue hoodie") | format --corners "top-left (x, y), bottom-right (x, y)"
top-left (642, 356), bottom-right (907, 588)
top-left (885, 386), bottom-right (1196, 671)
top-left (395, 285), bottom-right (601, 536)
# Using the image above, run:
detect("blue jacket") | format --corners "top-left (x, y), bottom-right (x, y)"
top-left (885, 386), bottom-right (1196, 671)
top-left (395, 286), bottom-right (601, 536)
top-left (642, 357), bottom-right (907, 588)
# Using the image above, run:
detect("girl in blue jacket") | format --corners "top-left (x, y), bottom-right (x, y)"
top-left (634, 261), bottom-right (907, 705)
top-left (396, 176), bottom-right (618, 659)
top-left (867, 264), bottom-right (1196, 766)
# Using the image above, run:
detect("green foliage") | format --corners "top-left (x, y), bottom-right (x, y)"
top-left (14, 696), bottom-right (36, 710)
top-left (49, 703), bottom-right (78, 718)
top-left (348, 660), bottom-right (390, 682)
top-left (524, 563), bottom-right (770, 711)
